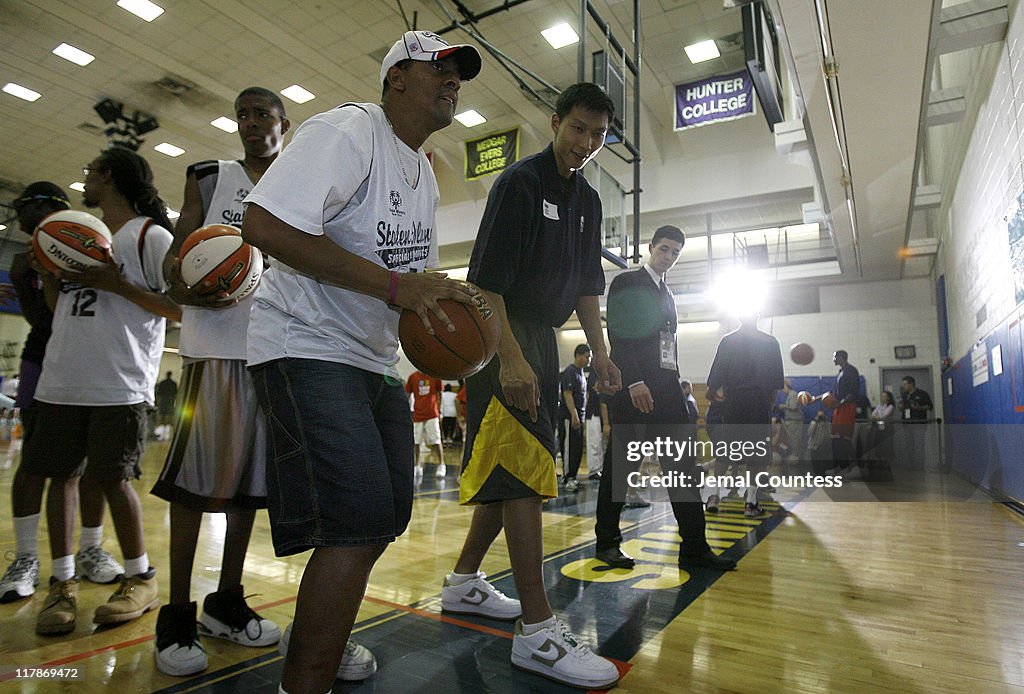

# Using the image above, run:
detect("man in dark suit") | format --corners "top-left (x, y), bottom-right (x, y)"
top-left (594, 226), bottom-right (735, 571)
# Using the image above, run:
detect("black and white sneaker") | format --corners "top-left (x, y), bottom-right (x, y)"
top-left (155, 602), bottom-right (207, 677)
top-left (198, 585), bottom-right (280, 647)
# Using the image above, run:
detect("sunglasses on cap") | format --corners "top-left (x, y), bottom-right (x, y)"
top-left (12, 194), bottom-right (70, 212)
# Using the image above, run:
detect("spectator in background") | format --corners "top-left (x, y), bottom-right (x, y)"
top-left (406, 369), bottom-right (446, 478)
top-left (584, 367), bottom-right (608, 480)
top-left (154, 371), bottom-right (177, 439)
top-left (899, 376), bottom-right (933, 470)
top-left (441, 384), bottom-right (458, 446)
top-left (2, 374), bottom-right (20, 400)
top-left (866, 390), bottom-right (896, 469)
top-left (455, 380), bottom-right (467, 445)
top-left (781, 379), bottom-right (804, 464)
top-left (559, 344), bottom-right (591, 492)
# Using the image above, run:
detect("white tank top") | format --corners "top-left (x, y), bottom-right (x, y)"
top-left (246, 103), bottom-right (439, 377)
top-left (35, 216), bottom-right (172, 406)
top-left (178, 160), bottom-right (257, 359)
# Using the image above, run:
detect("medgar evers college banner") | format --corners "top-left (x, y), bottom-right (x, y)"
top-left (674, 70), bottom-right (756, 131)
top-left (464, 128), bottom-right (519, 181)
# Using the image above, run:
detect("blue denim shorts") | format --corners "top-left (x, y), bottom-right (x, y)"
top-left (250, 359), bottom-right (414, 556)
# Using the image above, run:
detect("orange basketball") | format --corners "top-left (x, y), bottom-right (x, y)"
top-left (399, 292), bottom-right (500, 380)
top-left (821, 392), bottom-right (838, 409)
top-left (790, 342), bottom-right (814, 365)
top-left (797, 390), bottom-right (813, 406)
top-left (179, 224), bottom-right (263, 302)
top-left (32, 210), bottom-right (112, 274)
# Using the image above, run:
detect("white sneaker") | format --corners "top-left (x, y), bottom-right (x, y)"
top-left (511, 617), bottom-right (619, 689)
top-left (564, 478), bottom-right (580, 493)
top-left (75, 545), bottom-right (124, 584)
top-left (0, 553), bottom-right (39, 602)
top-left (435, 463), bottom-right (447, 478)
top-left (279, 622), bottom-right (376, 681)
top-left (441, 572), bottom-right (521, 620)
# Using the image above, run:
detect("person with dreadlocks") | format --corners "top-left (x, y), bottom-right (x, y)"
top-left (21, 147), bottom-right (181, 635)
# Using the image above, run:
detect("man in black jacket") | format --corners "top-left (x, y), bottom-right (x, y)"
top-left (595, 226), bottom-right (735, 571)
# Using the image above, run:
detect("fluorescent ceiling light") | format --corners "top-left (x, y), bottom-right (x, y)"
top-left (117, 0), bottom-right (164, 22)
top-left (53, 43), bottom-right (95, 66)
top-left (210, 116), bottom-right (238, 133)
top-left (3, 83), bottom-right (41, 102)
top-left (0, 225), bottom-right (6, 231)
top-left (167, 208), bottom-right (180, 220)
top-left (685, 39), bottom-right (720, 63)
top-left (281, 84), bottom-right (315, 104)
top-left (154, 142), bottom-right (185, 157)
top-left (69, 182), bottom-right (86, 192)
top-left (454, 109), bottom-right (486, 127)
top-left (542, 23), bottom-right (579, 49)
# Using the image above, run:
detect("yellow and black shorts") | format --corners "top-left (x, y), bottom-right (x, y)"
top-left (459, 317), bottom-right (559, 504)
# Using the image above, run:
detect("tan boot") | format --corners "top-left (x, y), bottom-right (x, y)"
top-left (94, 568), bottom-right (159, 625)
top-left (37, 577), bottom-right (79, 635)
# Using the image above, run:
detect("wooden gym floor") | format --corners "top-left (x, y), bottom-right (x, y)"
top-left (0, 440), bottom-right (1023, 693)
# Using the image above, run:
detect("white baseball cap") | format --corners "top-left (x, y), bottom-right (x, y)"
top-left (380, 31), bottom-right (482, 85)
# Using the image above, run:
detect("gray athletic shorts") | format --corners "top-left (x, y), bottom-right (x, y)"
top-left (151, 358), bottom-right (267, 512)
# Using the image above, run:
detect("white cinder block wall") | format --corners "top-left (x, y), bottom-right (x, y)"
top-left (938, 0), bottom-right (1024, 360)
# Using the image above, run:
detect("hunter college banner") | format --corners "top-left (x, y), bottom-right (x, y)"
top-left (465, 128), bottom-right (519, 181)
top-left (674, 70), bottom-right (755, 131)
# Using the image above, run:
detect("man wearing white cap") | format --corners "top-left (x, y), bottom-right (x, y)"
top-left (242, 30), bottom-right (481, 694)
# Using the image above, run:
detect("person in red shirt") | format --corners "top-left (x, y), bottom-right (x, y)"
top-left (405, 371), bottom-right (445, 478)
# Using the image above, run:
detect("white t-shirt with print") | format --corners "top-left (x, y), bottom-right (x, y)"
top-left (36, 216), bottom-right (171, 406)
top-left (245, 103), bottom-right (439, 377)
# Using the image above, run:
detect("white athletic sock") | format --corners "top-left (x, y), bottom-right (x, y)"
top-left (52, 555), bottom-right (75, 582)
top-left (124, 554), bottom-right (148, 577)
top-left (446, 571), bottom-right (480, 586)
top-left (520, 616), bottom-right (557, 636)
top-left (14, 513), bottom-right (40, 556)
top-left (78, 525), bottom-right (103, 551)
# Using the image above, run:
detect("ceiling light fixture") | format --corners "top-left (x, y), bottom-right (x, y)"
top-left (154, 142), bottom-right (184, 157)
top-left (281, 85), bottom-right (315, 104)
top-left (3, 83), bottom-right (41, 102)
top-left (53, 43), bottom-right (95, 66)
top-left (542, 23), bottom-right (580, 49)
top-left (210, 116), bottom-right (238, 133)
top-left (684, 39), bottom-right (721, 63)
top-left (117, 0), bottom-right (164, 22)
top-left (455, 109), bottom-right (486, 127)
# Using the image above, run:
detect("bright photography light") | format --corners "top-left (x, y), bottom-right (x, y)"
top-left (709, 267), bottom-right (770, 317)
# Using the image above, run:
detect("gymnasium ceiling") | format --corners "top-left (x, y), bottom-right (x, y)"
top-left (0, 0), bottom-right (951, 293)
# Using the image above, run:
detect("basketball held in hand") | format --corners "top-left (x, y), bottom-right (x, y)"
top-left (399, 292), bottom-right (500, 380)
top-left (821, 392), bottom-right (838, 409)
top-left (797, 390), bottom-right (813, 406)
top-left (32, 210), bottom-right (113, 274)
top-left (790, 342), bottom-right (814, 366)
top-left (179, 224), bottom-right (263, 303)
